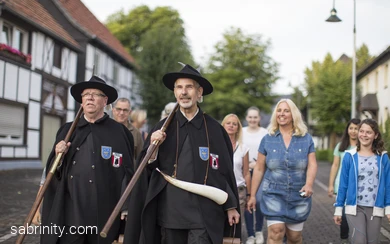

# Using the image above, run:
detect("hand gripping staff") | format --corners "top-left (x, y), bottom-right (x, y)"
top-left (100, 102), bottom-right (180, 238)
top-left (100, 103), bottom-right (229, 238)
top-left (15, 106), bottom-right (84, 244)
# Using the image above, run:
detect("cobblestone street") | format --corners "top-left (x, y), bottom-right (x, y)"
top-left (1, 163), bottom-right (390, 243)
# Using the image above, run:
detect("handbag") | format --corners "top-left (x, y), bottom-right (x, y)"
top-left (222, 223), bottom-right (241, 244)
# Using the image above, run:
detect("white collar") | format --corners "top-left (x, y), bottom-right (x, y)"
top-left (180, 108), bottom-right (199, 121)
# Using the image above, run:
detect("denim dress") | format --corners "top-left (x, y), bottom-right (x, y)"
top-left (258, 131), bottom-right (315, 223)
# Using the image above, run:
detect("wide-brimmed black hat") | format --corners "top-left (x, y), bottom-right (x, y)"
top-left (163, 64), bottom-right (213, 95)
top-left (70, 75), bottom-right (118, 104)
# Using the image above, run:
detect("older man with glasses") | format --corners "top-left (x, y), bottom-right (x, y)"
top-left (113, 98), bottom-right (144, 160)
top-left (40, 75), bottom-right (135, 244)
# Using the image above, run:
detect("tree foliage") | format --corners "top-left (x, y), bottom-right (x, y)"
top-left (106, 6), bottom-right (193, 125)
top-left (382, 118), bottom-right (390, 151)
top-left (303, 44), bottom-right (374, 148)
top-left (106, 6), bottom-right (185, 58)
top-left (307, 54), bottom-right (352, 134)
top-left (203, 27), bottom-right (279, 120)
top-left (136, 26), bottom-right (193, 125)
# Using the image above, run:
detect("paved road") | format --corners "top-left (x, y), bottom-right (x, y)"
top-left (1, 162), bottom-right (390, 243)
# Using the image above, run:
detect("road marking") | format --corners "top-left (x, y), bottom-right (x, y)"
top-left (315, 178), bottom-right (390, 240)
top-left (315, 179), bottom-right (328, 192)
top-left (0, 233), bottom-right (16, 243)
top-left (381, 226), bottom-right (390, 240)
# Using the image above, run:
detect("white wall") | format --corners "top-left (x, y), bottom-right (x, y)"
top-left (358, 60), bottom-right (390, 128)
top-left (84, 44), bottom-right (137, 105)
top-left (0, 61), bottom-right (42, 159)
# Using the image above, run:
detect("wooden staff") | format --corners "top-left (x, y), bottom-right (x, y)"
top-left (16, 106), bottom-right (84, 244)
top-left (100, 103), bottom-right (179, 238)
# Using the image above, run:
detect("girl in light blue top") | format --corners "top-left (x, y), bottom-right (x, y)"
top-left (334, 119), bottom-right (390, 243)
top-left (328, 118), bottom-right (360, 243)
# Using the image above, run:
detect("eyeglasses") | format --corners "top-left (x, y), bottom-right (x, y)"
top-left (81, 93), bottom-right (106, 98)
top-left (114, 107), bottom-right (130, 113)
top-left (174, 84), bottom-right (198, 91)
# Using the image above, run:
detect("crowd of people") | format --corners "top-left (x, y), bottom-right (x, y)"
top-left (28, 62), bottom-right (390, 244)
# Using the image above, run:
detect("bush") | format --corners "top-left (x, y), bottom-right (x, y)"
top-left (316, 149), bottom-right (333, 162)
top-left (382, 118), bottom-right (390, 151)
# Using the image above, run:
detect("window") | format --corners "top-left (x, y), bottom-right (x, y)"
top-left (53, 43), bottom-right (62, 68)
top-left (18, 31), bottom-right (24, 51)
top-left (1, 23), bottom-right (11, 46)
top-left (385, 64), bottom-right (388, 89)
top-left (94, 51), bottom-right (100, 75)
top-left (0, 103), bottom-right (25, 145)
top-left (0, 21), bottom-right (28, 53)
top-left (113, 64), bottom-right (119, 85)
top-left (375, 71), bottom-right (379, 92)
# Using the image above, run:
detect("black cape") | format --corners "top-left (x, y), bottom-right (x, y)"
top-left (41, 114), bottom-right (134, 244)
top-left (124, 108), bottom-right (240, 244)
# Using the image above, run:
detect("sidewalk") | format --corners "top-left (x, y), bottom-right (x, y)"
top-left (1, 162), bottom-right (390, 243)
top-left (0, 169), bottom-right (41, 244)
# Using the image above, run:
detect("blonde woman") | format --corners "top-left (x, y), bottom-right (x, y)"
top-left (130, 109), bottom-right (148, 141)
top-left (247, 99), bottom-right (317, 244)
top-left (222, 113), bottom-right (251, 243)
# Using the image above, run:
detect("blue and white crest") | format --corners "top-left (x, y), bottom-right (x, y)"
top-left (199, 147), bottom-right (209, 161)
top-left (101, 146), bottom-right (112, 159)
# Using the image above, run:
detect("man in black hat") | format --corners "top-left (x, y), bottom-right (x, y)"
top-left (41, 76), bottom-right (134, 244)
top-left (124, 64), bottom-right (240, 244)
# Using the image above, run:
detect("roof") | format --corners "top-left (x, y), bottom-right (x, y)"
top-left (0, 0), bottom-right (80, 50)
top-left (357, 46), bottom-right (390, 80)
top-left (56, 0), bottom-right (135, 66)
top-left (360, 93), bottom-right (379, 111)
top-left (337, 54), bottom-right (351, 64)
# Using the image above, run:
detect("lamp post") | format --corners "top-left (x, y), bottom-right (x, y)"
top-left (326, 0), bottom-right (357, 119)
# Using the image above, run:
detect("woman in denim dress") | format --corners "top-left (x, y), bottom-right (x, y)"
top-left (247, 99), bottom-right (317, 244)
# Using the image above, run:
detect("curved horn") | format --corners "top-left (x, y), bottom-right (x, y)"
top-left (156, 168), bottom-right (228, 205)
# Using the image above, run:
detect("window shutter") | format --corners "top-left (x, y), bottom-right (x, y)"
top-left (0, 103), bottom-right (25, 141)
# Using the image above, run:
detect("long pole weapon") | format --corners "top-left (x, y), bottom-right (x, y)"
top-left (15, 66), bottom-right (98, 243)
top-left (100, 103), bottom-right (179, 238)
top-left (15, 107), bottom-right (83, 244)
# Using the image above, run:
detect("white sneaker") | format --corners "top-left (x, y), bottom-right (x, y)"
top-left (255, 231), bottom-right (264, 244)
top-left (246, 236), bottom-right (255, 244)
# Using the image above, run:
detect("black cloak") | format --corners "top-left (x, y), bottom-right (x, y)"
top-left (41, 114), bottom-right (134, 244)
top-left (124, 108), bottom-right (240, 244)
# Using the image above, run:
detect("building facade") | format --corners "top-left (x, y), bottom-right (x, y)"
top-left (357, 46), bottom-right (390, 128)
top-left (0, 0), bottom-right (138, 169)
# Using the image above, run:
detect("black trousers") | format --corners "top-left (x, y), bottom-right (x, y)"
top-left (56, 226), bottom-right (110, 244)
top-left (160, 227), bottom-right (212, 244)
top-left (340, 207), bottom-right (349, 239)
top-left (57, 233), bottom-right (97, 244)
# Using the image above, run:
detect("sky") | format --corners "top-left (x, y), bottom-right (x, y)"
top-left (82, 0), bottom-right (390, 95)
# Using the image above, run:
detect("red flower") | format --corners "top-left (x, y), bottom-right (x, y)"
top-left (0, 43), bottom-right (31, 64)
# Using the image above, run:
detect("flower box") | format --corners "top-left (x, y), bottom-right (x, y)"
top-left (0, 43), bottom-right (31, 64)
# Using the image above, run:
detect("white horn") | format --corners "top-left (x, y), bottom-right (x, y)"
top-left (156, 168), bottom-right (228, 205)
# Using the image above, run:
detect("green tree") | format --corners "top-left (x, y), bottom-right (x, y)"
top-left (106, 6), bottom-right (193, 124)
top-left (106, 6), bottom-right (185, 59)
top-left (382, 118), bottom-right (390, 151)
top-left (203, 27), bottom-right (279, 120)
top-left (136, 26), bottom-right (193, 125)
top-left (304, 44), bottom-right (373, 149)
top-left (356, 43), bottom-right (375, 69)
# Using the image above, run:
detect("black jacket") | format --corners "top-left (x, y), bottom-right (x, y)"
top-left (41, 114), bottom-right (134, 244)
top-left (124, 108), bottom-right (240, 244)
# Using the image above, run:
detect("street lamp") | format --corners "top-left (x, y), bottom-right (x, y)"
top-left (326, 0), bottom-right (357, 119)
